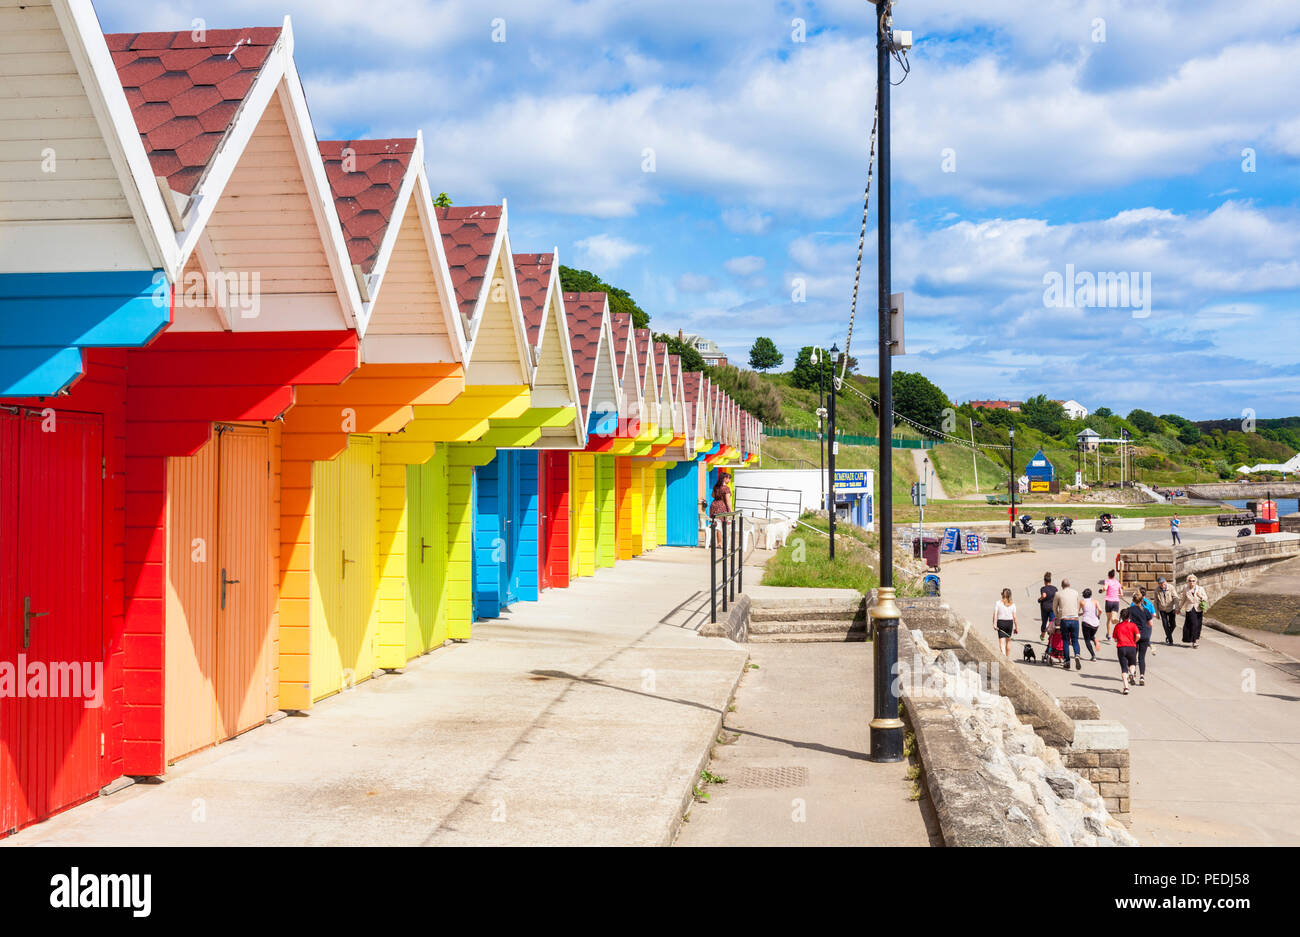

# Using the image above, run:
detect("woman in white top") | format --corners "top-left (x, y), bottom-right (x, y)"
top-left (1079, 587), bottom-right (1102, 662)
top-left (994, 587), bottom-right (1018, 657)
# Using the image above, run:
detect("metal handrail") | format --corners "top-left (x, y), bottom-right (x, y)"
top-left (708, 511), bottom-right (745, 624)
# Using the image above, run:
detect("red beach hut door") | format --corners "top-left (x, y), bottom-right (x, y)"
top-left (0, 408), bottom-right (104, 833)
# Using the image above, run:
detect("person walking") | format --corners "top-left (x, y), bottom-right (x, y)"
top-left (1154, 576), bottom-right (1178, 645)
top-left (1179, 574), bottom-right (1209, 648)
top-left (1128, 588), bottom-right (1154, 686)
top-left (994, 588), bottom-right (1018, 657)
top-left (708, 471), bottom-right (731, 518)
top-left (1102, 569), bottom-right (1122, 641)
top-left (1080, 587), bottom-right (1102, 661)
top-left (1038, 572), bottom-right (1057, 641)
top-left (1171, 513), bottom-right (1182, 545)
top-left (1052, 577), bottom-right (1083, 670)
top-left (1114, 608), bottom-right (1141, 694)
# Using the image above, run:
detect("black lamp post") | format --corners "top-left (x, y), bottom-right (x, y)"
top-left (868, 3), bottom-right (903, 765)
top-left (1009, 427), bottom-right (1017, 538)
top-left (827, 343), bottom-right (838, 560)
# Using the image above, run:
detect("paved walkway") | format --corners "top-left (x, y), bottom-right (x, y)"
top-left (675, 642), bottom-right (936, 846)
top-left (937, 530), bottom-right (1300, 845)
top-left (912, 448), bottom-right (950, 501)
top-left (4, 548), bottom-right (747, 847)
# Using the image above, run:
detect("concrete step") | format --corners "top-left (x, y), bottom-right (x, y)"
top-left (750, 603), bottom-right (866, 623)
top-left (748, 618), bottom-right (868, 635)
top-left (749, 631), bottom-right (869, 643)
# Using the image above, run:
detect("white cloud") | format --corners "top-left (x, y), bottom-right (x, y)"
top-left (573, 233), bottom-right (646, 271)
top-left (676, 272), bottom-right (716, 292)
top-left (724, 255), bottom-right (767, 277)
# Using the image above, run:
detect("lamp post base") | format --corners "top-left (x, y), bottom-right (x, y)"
top-left (869, 586), bottom-right (906, 763)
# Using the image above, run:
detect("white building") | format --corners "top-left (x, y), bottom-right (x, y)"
top-left (1237, 453), bottom-right (1300, 475)
top-left (1059, 399), bottom-right (1089, 420)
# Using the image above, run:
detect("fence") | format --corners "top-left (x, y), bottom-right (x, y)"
top-left (764, 427), bottom-right (935, 449)
top-left (708, 512), bottom-right (744, 624)
top-left (735, 485), bottom-right (804, 521)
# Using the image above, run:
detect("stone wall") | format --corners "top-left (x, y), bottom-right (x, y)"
top-left (1118, 533), bottom-right (1300, 604)
top-left (898, 627), bottom-right (1136, 846)
top-left (898, 598), bottom-right (1134, 829)
top-left (1063, 722), bottom-right (1132, 817)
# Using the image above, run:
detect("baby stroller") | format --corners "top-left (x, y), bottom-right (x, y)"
top-left (1017, 514), bottom-right (1035, 534)
top-left (1038, 515), bottom-right (1058, 534)
top-left (1059, 517), bottom-right (1076, 534)
top-left (1098, 512), bottom-right (1114, 533)
top-left (1042, 616), bottom-right (1065, 665)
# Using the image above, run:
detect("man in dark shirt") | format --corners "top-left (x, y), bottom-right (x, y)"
top-left (1128, 588), bottom-right (1154, 686)
top-left (1038, 572), bottom-right (1057, 641)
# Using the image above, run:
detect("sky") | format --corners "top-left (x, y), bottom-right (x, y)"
top-left (95, 0), bottom-right (1300, 420)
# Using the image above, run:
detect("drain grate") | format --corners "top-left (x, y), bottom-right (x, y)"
top-left (730, 766), bottom-right (809, 789)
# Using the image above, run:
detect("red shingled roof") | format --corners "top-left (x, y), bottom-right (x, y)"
top-left (107, 28), bottom-right (282, 195)
top-left (514, 253), bottom-right (553, 345)
top-left (634, 328), bottom-right (654, 395)
top-left (609, 312), bottom-right (632, 376)
top-left (563, 292), bottom-right (607, 412)
top-left (435, 205), bottom-right (502, 321)
top-left (318, 139), bottom-right (414, 275)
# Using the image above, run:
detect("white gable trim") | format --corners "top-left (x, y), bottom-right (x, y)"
top-left (51, 0), bottom-right (180, 277)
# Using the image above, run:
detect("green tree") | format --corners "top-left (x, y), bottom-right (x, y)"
top-left (653, 332), bottom-right (708, 373)
top-left (789, 346), bottom-right (833, 391)
top-left (1022, 394), bottom-right (1066, 435)
top-left (432, 192), bottom-right (453, 208)
top-left (1127, 408), bottom-right (1159, 434)
top-left (748, 336), bottom-right (783, 372)
top-left (892, 371), bottom-right (950, 430)
top-left (558, 265), bottom-right (650, 328)
top-left (1094, 406), bottom-right (1113, 418)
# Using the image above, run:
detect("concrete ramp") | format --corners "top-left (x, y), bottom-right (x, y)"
top-left (1209, 555), bottom-right (1300, 635)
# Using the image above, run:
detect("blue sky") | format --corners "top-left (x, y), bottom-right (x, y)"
top-left (96, 1), bottom-right (1300, 419)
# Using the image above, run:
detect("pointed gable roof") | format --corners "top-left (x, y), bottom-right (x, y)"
top-left (514, 253), bottom-right (553, 346)
top-left (435, 204), bottom-right (502, 323)
top-left (610, 311), bottom-right (632, 376)
top-left (563, 291), bottom-right (614, 417)
top-left (107, 26), bottom-right (283, 196)
top-left (319, 138), bottom-right (415, 275)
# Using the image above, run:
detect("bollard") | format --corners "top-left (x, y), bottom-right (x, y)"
top-left (869, 586), bottom-right (905, 762)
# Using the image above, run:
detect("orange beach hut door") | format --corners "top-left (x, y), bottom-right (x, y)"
top-left (311, 436), bottom-right (379, 699)
top-left (1, 408), bottom-right (104, 834)
top-left (165, 424), bottom-right (274, 764)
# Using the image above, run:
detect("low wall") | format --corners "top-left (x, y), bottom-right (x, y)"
top-left (1186, 482), bottom-right (1300, 501)
top-left (898, 625), bottom-right (1135, 846)
top-left (1118, 533), bottom-right (1300, 604)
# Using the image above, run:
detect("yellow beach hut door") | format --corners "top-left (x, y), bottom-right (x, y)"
top-left (165, 424), bottom-right (274, 763)
top-left (311, 435), bottom-right (379, 699)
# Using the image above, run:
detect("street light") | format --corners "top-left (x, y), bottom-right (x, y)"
top-left (827, 343), bottom-right (839, 560)
top-left (1009, 427), bottom-right (1017, 539)
top-left (869, 2), bottom-right (904, 765)
top-left (970, 417), bottom-right (982, 493)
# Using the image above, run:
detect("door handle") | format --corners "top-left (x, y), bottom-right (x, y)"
top-left (419, 537), bottom-right (430, 563)
top-left (342, 549), bottom-right (356, 579)
top-left (220, 568), bottom-right (240, 611)
top-left (22, 596), bottom-right (50, 649)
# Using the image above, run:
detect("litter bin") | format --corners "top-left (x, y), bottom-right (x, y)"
top-left (913, 536), bottom-right (941, 568)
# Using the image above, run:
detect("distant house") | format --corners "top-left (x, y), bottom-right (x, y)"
top-left (1076, 427), bottom-right (1101, 452)
top-left (1054, 399), bottom-right (1089, 420)
top-left (969, 399), bottom-right (1022, 413)
top-left (678, 330), bottom-right (728, 368)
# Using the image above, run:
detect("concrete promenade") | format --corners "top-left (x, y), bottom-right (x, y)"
top-left (938, 527), bottom-right (1300, 845)
top-left (5, 548), bottom-right (747, 847)
top-left (676, 642), bottom-right (936, 846)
